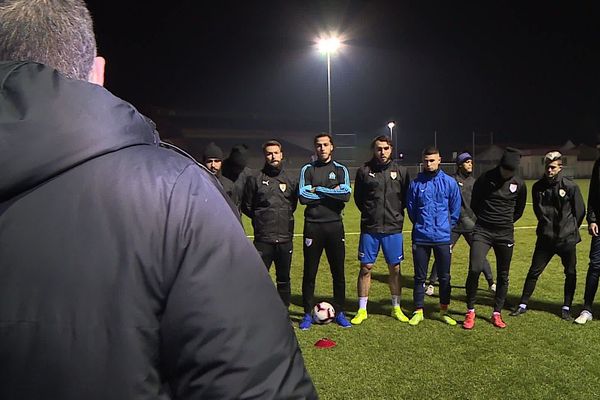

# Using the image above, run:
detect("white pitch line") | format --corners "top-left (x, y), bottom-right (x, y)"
top-left (246, 224), bottom-right (589, 239)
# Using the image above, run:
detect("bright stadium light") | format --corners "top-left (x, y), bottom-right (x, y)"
top-left (316, 34), bottom-right (343, 134)
top-left (317, 37), bottom-right (341, 54)
top-left (387, 121), bottom-right (396, 156)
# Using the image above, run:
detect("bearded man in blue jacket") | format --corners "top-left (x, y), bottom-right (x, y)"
top-left (407, 146), bottom-right (461, 326)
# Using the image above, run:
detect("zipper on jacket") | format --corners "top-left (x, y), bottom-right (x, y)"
top-left (382, 171), bottom-right (386, 232)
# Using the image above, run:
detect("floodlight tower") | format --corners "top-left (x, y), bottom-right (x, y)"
top-left (387, 121), bottom-right (396, 145)
top-left (317, 36), bottom-right (341, 134)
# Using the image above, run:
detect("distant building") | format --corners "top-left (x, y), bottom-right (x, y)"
top-left (474, 141), bottom-right (598, 179)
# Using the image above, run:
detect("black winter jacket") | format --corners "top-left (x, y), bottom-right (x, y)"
top-left (532, 172), bottom-right (585, 247)
top-left (453, 170), bottom-right (477, 232)
top-left (353, 159), bottom-right (410, 234)
top-left (587, 157), bottom-right (600, 224)
top-left (242, 165), bottom-right (298, 243)
top-left (0, 62), bottom-right (316, 400)
top-left (216, 172), bottom-right (238, 206)
top-left (471, 166), bottom-right (527, 229)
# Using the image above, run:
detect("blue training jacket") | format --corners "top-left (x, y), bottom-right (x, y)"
top-left (406, 170), bottom-right (461, 244)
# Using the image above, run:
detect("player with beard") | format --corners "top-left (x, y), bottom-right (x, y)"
top-left (511, 151), bottom-right (585, 321)
top-left (242, 140), bottom-right (298, 309)
top-left (463, 147), bottom-right (527, 329)
top-left (425, 152), bottom-right (496, 296)
top-left (298, 133), bottom-right (352, 330)
top-left (406, 146), bottom-right (461, 326)
top-left (351, 135), bottom-right (411, 325)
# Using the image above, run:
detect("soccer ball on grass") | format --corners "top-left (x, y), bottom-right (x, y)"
top-left (312, 301), bottom-right (335, 324)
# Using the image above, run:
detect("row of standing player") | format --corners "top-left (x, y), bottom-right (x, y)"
top-left (202, 135), bottom-right (598, 329)
top-left (201, 136), bottom-right (352, 328)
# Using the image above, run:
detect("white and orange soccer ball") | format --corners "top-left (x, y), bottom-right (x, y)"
top-left (312, 301), bottom-right (335, 324)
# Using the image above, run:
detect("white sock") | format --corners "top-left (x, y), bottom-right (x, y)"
top-left (359, 297), bottom-right (368, 309)
top-left (519, 304), bottom-right (527, 310)
top-left (391, 295), bottom-right (400, 307)
top-left (562, 306), bottom-right (570, 311)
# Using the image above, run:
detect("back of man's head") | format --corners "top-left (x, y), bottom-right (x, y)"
top-left (0, 0), bottom-right (96, 81)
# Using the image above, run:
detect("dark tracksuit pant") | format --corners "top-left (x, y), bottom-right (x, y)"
top-left (466, 225), bottom-right (514, 312)
top-left (583, 235), bottom-right (600, 312)
top-left (518, 239), bottom-right (577, 308)
top-left (413, 243), bottom-right (452, 308)
top-left (254, 241), bottom-right (293, 307)
top-left (429, 230), bottom-right (494, 286)
top-left (302, 221), bottom-right (346, 314)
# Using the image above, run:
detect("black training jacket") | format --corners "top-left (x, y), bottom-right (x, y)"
top-left (353, 159), bottom-right (410, 234)
top-left (299, 159), bottom-right (351, 223)
top-left (470, 166), bottom-right (527, 228)
top-left (0, 62), bottom-right (316, 400)
top-left (242, 165), bottom-right (298, 243)
top-left (532, 172), bottom-right (585, 247)
top-left (217, 172), bottom-right (238, 206)
top-left (587, 157), bottom-right (600, 224)
top-left (453, 170), bottom-right (477, 233)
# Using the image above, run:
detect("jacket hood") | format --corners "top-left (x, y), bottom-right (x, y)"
top-left (0, 61), bottom-right (158, 202)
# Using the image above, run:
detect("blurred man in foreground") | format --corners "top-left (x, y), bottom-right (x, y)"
top-left (0, 1), bottom-right (316, 398)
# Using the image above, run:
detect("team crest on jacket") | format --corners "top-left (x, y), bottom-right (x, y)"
top-left (328, 171), bottom-right (336, 180)
top-left (279, 183), bottom-right (287, 192)
top-left (559, 189), bottom-right (566, 197)
top-left (509, 183), bottom-right (517, 193)
top-left (390, 171), bottom-right (397, 180)
top-left (305, 238), bottom-right (313, 247)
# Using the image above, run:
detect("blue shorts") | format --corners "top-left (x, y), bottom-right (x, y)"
top-left (358, 232), bottom-right (404, 265)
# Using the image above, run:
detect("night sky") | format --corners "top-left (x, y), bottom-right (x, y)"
top-left (86, 1), bottom-right (600, 151)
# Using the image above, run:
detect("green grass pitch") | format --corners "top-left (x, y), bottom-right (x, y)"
top-left (243, 179), bottom-right (600, 399)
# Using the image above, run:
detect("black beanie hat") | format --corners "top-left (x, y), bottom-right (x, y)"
top-left (228, 144), bottom-right (249, 167)
top-left (203, 142), bottom-right (223, 161)
top-left (500, 147), bottom-right (521, 171)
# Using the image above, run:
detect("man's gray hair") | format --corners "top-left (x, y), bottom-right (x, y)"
top-left (0, 0), bottom-right (97, 80)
